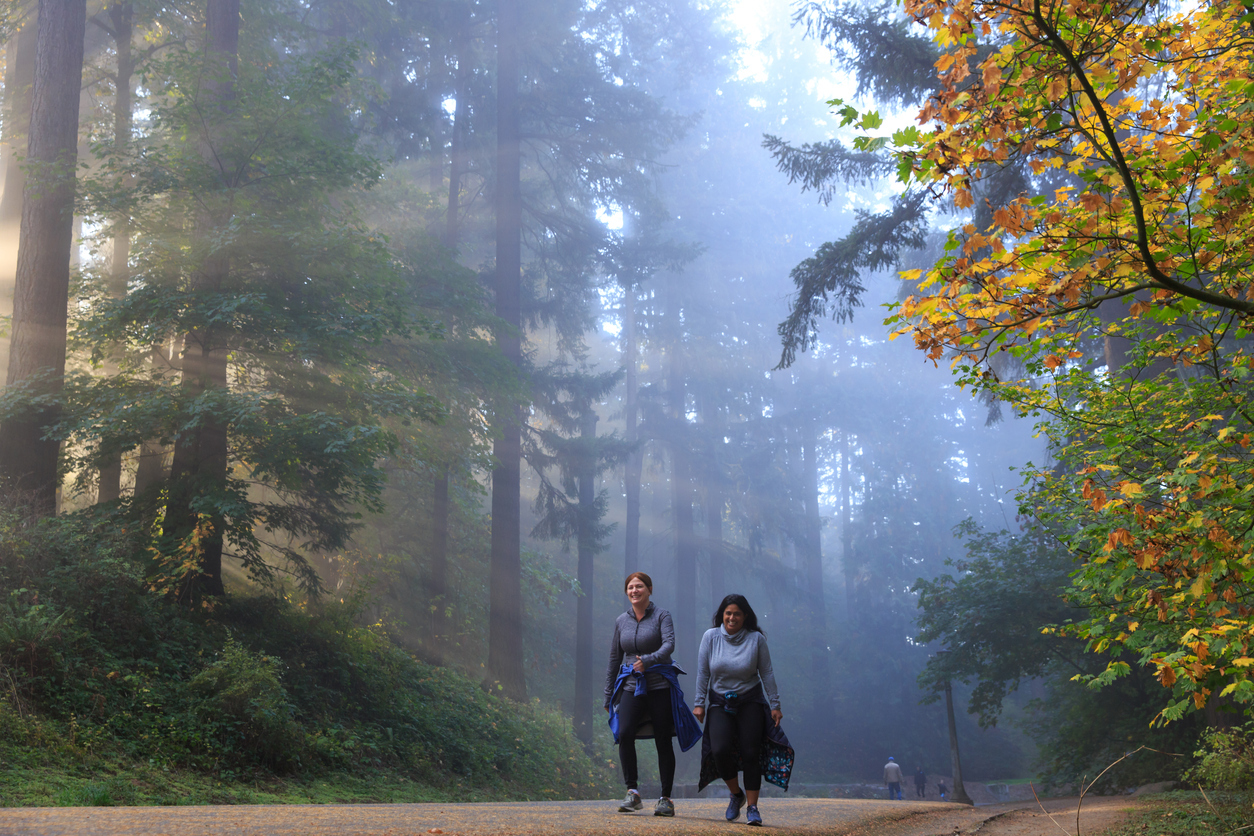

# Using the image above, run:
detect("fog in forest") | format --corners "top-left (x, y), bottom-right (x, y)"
top-left (0, 0), bottom-right (1150, 795)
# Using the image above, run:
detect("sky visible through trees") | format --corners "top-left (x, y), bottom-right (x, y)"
top-left (0, 0), bottom-right (1239, 793)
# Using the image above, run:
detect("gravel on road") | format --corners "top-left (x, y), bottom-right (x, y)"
top-left (0, 795), bottom-right (1142, 836)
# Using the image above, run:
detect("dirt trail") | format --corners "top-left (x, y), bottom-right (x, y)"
top-left (0, 795), bottom-right (1146, 836)
top-left (859, 795), bottom-right (1142, 836)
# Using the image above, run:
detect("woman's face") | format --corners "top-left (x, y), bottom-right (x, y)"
top-left (626, 578), bottom-right (651, 607)
top-left (722, 603), bottom-right (745, 634)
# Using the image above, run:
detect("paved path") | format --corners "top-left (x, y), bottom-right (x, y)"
top-left (0, 798), bottom-right (954, 836)
top-left (0, 796), bottom-right (1141, 836)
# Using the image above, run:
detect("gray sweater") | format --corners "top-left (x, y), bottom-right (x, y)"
top-left (694, 626), bottom-right (780, 710)
top-left (604, 602), bottom-right (675, 708)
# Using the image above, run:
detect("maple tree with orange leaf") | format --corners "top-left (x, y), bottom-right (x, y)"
top-left (855, 0), bottom-right (1254, 720)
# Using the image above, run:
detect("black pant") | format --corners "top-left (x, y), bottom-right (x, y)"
top-left (617, 686), bottom-right (675, 797)
top-left (708, 702), bottom-right (766, 792)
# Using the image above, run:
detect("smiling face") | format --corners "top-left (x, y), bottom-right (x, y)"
top-left (722, 603), bottom-right (745, 634)
top-left (626, 577), bottom-right (651, 608)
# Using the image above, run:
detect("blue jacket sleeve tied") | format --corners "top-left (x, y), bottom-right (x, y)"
top-left (607, 662), bottom-right (702, 753)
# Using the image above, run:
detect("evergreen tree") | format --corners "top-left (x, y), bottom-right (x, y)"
top-left (528, 362), bottom-right (628, 743)
top-left (65, 29), bottom-right (438, 595)
top-left (0, 0), bottom-right (88, 514)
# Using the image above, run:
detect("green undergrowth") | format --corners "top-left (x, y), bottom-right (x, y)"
top-left (0, 507), bottom-right (618, 806)
top-left (1105, 790), bottom-right (1252, 836)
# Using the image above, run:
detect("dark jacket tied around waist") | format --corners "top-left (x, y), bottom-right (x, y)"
top-left (697, 686), bottom-right (794, 791)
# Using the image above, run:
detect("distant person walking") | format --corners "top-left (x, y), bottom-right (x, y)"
top-left (938, 779), bottom-right (948, 801)
top-left (884, 757), bottom-right (904, 800)
top-left (604, 572), bottom-right (700, 817)
top-left (914, 766), bottom-right (927, 798)
top-left (693, 594), bottom-right (793, 828)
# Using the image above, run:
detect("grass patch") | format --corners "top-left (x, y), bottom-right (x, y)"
top-left (1103, 790), bottom-right (1252, 836)
top-left (0, 507), bottom-right (620, 806)
top-left (0, 733), bottom-right (616, 807)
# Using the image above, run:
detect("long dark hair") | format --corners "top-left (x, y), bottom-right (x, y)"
top-left (712, 594), bottom-right (764, 635)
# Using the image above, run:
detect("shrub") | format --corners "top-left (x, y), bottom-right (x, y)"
top-left (189, 638), bottom-right (303, 772)
top-left (0, 500), bottom-right (617, 798)
top-left (1186, 723), bottom-right (1254, 791)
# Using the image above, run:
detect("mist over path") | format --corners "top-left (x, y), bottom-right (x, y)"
top-left (0, 796), bottom-right (1144, 836)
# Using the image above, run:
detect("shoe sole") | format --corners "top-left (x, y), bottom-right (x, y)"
top-left (654, 811), bottom-right (674, 817)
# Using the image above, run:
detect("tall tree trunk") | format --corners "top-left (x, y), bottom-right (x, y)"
top-left (801, 415), bottom-right (829, 706)
top-left (430, 6), bottom-right (471, 667)
top-left (706, 485), bottom-right (724, 607)
top-left (443, 3), bottom-right (471, 250)
top-left (700, 390), bottom-right (725, 609)
top-left (0, 4), bottom-right (38, 388)
top-left (667, 290), bottom-right (695, 671)
top-left (134, 338), bottom-right (177, 493)
top-left (0, 0), bottom-right (87, 514)
top-left (430, 465), bottom-right (450, 662)
top-left (672, 446), bottom-right (696, 671)
top-left (487, 0), bottom-right (526, 701)
top-left (622, 283), bottom-right (641, 578)
top-left (97, 0), bottom-right (133, 504)
top-left (163, 0), bottom-right (238, 597)
top-left (840, 428), bottom-right (856, 620)
top-left (573, 409), bottom-right (596, 745)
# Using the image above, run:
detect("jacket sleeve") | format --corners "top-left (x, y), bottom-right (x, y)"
top-left (642, 609), bottom-right (676, 668)
top-left (604, 617), bottom-right (624, 709)
top-left (756, 634), bottom-right (781, 710)
top-left (694, 630), bottom-right (712, 708)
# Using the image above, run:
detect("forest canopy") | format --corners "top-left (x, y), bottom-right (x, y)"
top-left (0, 0), bottom-right (1243, 802)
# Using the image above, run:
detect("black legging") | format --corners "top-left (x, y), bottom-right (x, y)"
top-left (616, 686), bottom-right (676, 797)
top-left (708, 702), bottom-right (766, 792)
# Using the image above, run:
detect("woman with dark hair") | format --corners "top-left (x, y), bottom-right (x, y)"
top-left (692, 594), bottom-right (792, 827)
top-left (604, 572), bottom-right (700, 817)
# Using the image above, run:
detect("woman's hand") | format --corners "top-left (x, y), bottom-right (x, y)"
top-left (632, 657), bottom-right (645, 673)
top-left (771, 709), bottom-right (783, 727)
top-left (692, 706), bottom-right (705, 723)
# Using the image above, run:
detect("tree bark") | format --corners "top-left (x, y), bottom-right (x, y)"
top-left (573, 410), bottom-right (596, 745)
top-left (442, 3), bottom-right (472, 250)
top-left (667, 288), bottom-right (695, 671)
top-left (431, 8), bottom-right (470, 666)
top-left (0, 3), bottom-right (38, 388)
top-left (801, 415), bottom-right (830, 705)
top-left (701, 393), bottom-right (725, 611)
top-left (840, 428), bottom-right (856, 620)
top-left (622, 283), bottom-right (641, 579)
top-left (96, 0), bottom-right (133, 504)
top-left (430, 465), bottom-right (450, 663)
top-left (487, 0), bottom-right (526, 701)
top-left (0, 0), bottom-right (87, 514)
top-left (163, 0), bottom-right (238, 597)
top-left (943, 674), bottom-right (974, 805)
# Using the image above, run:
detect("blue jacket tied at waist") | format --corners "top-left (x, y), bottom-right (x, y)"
top-left (608, 662), bottom-right (702, 752)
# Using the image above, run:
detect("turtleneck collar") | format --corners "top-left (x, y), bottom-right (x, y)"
top-left (720, 624), bottom-right (750, 644)
top-left (627, 600), bottom-right (655, 618)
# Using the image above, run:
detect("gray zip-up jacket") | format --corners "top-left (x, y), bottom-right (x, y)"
top-left (693, 625), bottom-right (781, 710)
top-left (604, 602), bottom-right (675, 708)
